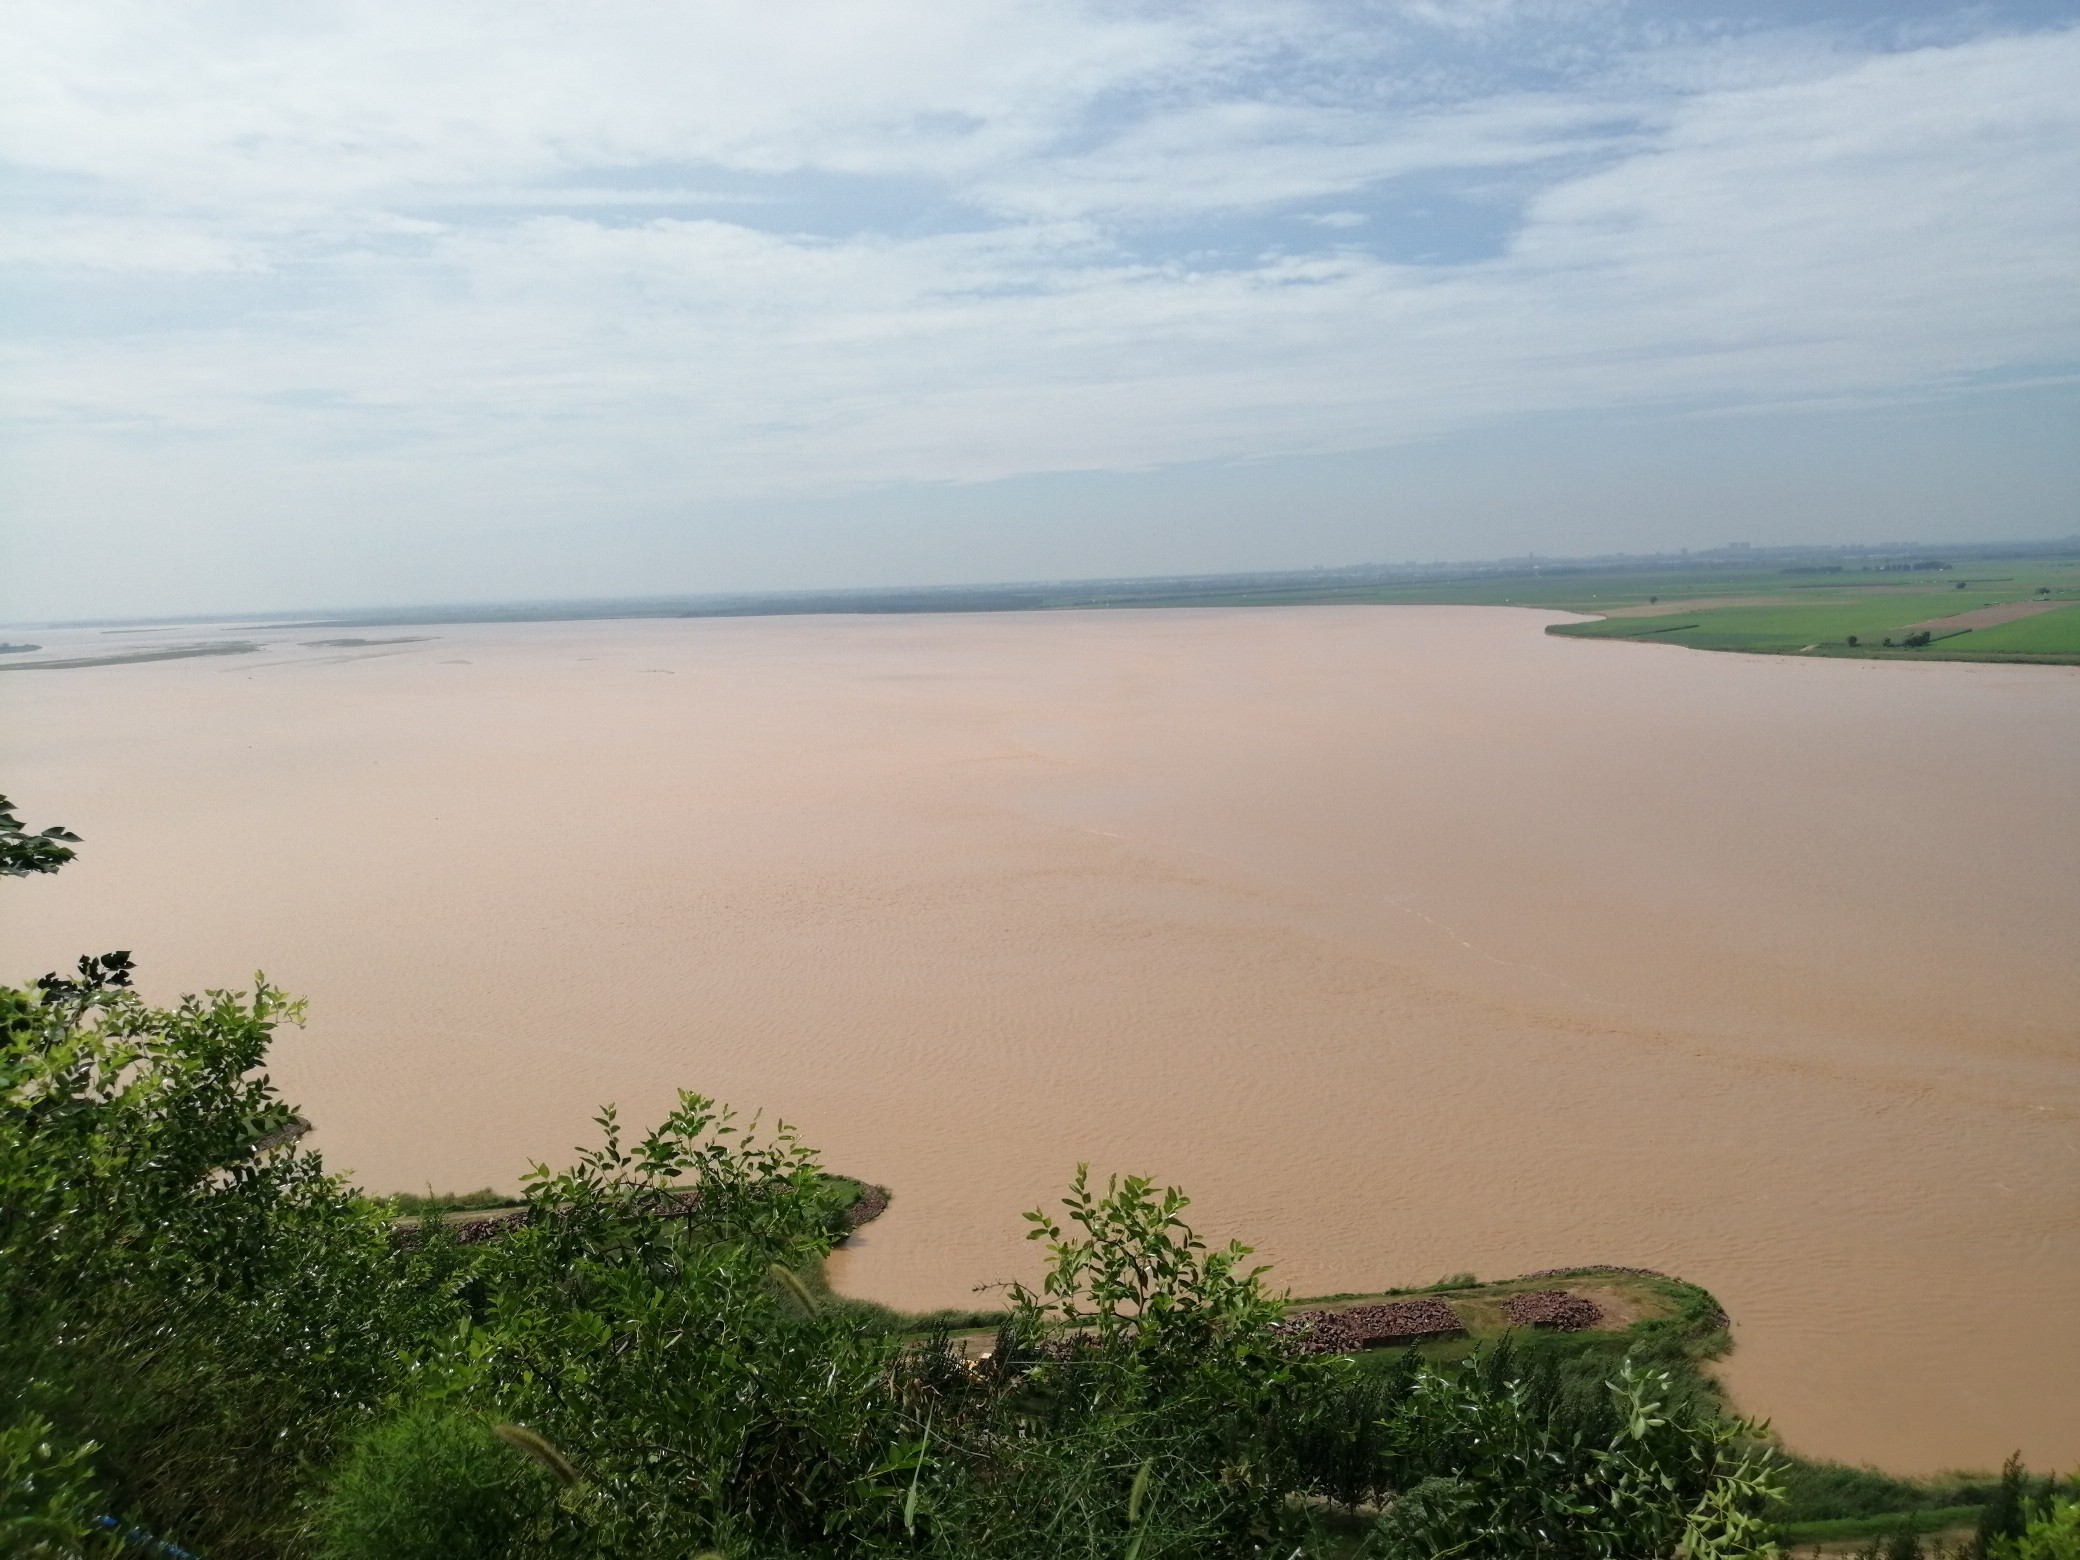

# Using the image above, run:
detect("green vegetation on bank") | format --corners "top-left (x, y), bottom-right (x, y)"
top-left (384, 1174), bottom-right (878, 1227)
top-left (11, 541), bottom-right (2079, 671)
top-left (1765, 1458), bottom-right (2080, 1558)
top-left (1776, 1504), bottom-right (1983, 1546)
top-left (1114, 552), bottom-right (2080, 665)
top-left (0, 966), bottom-right (1782, 1559)
top-left (386, 1187), bottom-right (520, 1216)
top-left (384, 1181), bottom-right (877, 1231)
top-left (0, 799), bottom-right (1780, 1559)
top-left (1773, 1462), bottom-right (2015, 1529)
top-left (6, 802), bottom-right (2073, 1560)
top-left (1540, 560), bottom-right (2080, 664)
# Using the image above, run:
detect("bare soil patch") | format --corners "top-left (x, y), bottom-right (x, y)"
top-left (1902, 599), bottom-right (2074, 633)
top-left (1551, 1283), bottom-right (1651, 1330)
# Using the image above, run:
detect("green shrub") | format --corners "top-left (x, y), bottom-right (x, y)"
top-left (1992, 1495), bottom-right (2080, 1560)
top-left (1354, 1353), bottom-right (1780, 1558)
top-left (1, 1413), bottom-right (115, 1558)
top-left (1, 963), bottom-right (472, 1558)
top-left (316, 1407), bottom-right (557, 1560)
top-left (5, 822), bottom-right (1792, 1560)
top-left (3, 965), bottom-right (1794, 1559)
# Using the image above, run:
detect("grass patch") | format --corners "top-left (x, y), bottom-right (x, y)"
top-left (1771, 1461), bottom-right (2005, 1526)
top-left (1774, 1504), bottom-right (1983, 1545)
top-left (383, 1187), bottom-right (520, 1215)
top-left (1559, 600), bottom-right (1982, 652)
top-left (1948, 605), bottom-right (2080, 655)
top-left (818, 1173), bottom-right (876, 1216)
top-left (1539, 560), bottom-right (2080, 663)
top-left (1293, 1270), bottom-right (1480, 1303)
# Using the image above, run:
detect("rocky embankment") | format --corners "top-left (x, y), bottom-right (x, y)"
top-left (1275, 1298), bottom-right (1466, 1354)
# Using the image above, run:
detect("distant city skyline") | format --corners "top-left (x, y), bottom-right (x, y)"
top-left (4, 1), bottom-right (2077, 620)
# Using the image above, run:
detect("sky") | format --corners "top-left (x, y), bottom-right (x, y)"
top-left (3, 1), bottom-right (2077, 621)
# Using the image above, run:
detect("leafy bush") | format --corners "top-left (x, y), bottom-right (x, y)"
top-left (1, 1413), bottom-right (115, 1558)
top-left (1991, 1495), bottom-right (2080, 1560)
top-left (5, 812), bottom-right (1790, 1557)
top-left (1352, 1351), bottom-right (1779, 1558)
top-left (450, 1098), bottom-right (914, 1557)
top-left (0, 794), bottom-right (79, 877)
top-left (1, 963), bottom-right (470, 1558)
top-left (316, 1407), bottom-right (557, 1560)
top-left (2, 960), bottom-right (1794, 1558)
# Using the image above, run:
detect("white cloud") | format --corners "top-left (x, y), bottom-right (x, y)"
top-left (0, 1), bottom-right (1194, 201)
top-left (0, 214), bottom-right (268, 272)
top-left (1, 4), bottom-right (2076, 615)
top-left (968, 94), bottom-right (1654, 219)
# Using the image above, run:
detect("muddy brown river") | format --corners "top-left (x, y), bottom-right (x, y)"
top-left (3, 606), bottom-right (2074, 1471)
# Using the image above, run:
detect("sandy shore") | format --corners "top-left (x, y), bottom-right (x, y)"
top-left (2, 605), bottom-right (2074, 1471)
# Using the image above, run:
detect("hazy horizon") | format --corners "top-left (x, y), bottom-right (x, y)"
top-left (5, 2), bottom-right (2078, 621)
top-left (7, 526), bottom-right (2080, 633)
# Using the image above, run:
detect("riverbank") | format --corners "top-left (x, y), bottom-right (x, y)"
top-left (8, 542), bottom-right (2079, 673)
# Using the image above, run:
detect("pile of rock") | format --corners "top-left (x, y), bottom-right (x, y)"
top-left (439, 1208), bottom-right (529, 1245)
top-left (1500, 1290), bottom-right (1603, 1332)
top-left (844, 1184), bottom-right (890, 1230)
top-left (1276, 1298), bottom-right (1464, 1354)
top-left (389, 1207), bottom-right (527, 1249)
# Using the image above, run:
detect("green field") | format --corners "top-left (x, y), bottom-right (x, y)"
top-left (1949, 605), bottom-right (2080, 655)
top-left (1062, 552), bottom-right (2080, 665)
top-left (1540, 562), bottom-right (2080, 663)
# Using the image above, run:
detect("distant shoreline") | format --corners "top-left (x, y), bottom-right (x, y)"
top-left (8, 544), bottom-right (2071, 673)
top-left (10, 537), bottom-right (2075, 669)
top-left (10, 535), bottom-right (2075, 633)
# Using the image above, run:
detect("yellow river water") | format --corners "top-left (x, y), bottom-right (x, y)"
top-left (2, 606), bottom-right (2073, 1471)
